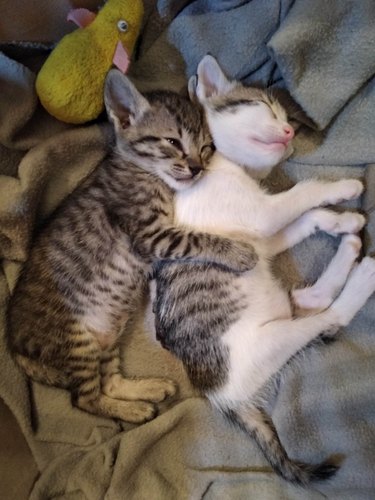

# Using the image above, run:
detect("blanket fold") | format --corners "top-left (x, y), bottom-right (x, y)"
top-left (268, 0), bottom-right (375, 130)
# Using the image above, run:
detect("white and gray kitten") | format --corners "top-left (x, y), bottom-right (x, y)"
top-left (152, 56), bottom-right (374, 485)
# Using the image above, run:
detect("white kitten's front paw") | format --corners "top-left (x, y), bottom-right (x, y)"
top-left (327, 179), bottom-right (364, 205)
top-left (317, 211), bottom-right (366, 236)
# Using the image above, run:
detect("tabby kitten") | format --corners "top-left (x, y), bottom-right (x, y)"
top-left (153, 56), bottom-right (375, 484)
top-left (7, 70), bottom-right (258, 423)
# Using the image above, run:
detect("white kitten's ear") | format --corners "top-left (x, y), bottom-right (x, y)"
top-left (104, 70), bottom-right (150, 130)
top-left (196, 55), bottom-right (235, 102)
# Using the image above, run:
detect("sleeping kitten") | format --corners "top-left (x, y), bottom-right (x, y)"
top-left (6, 70), bottom-right (258, 423)
top-left (153, 56), bottom-right (375, 484)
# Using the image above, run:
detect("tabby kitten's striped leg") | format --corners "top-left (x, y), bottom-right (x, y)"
top-left (71, 335), bottom-right (156, 423)
top-left (133, 226), bottom-right (258, 272)
top-left (100, 344), bottom-right (177, 403)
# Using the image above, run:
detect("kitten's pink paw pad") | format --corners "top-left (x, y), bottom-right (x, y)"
top-left (341, 234), bottom-right (362, 256)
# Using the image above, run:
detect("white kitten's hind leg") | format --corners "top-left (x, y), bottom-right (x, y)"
top-left (254, 263), bottom-right (375, 381)
top-left (266, 209), bottom-right (365, 257)
top-left (329, 256), bottom-right (375, 326)
top-left (253, 311), bottom-right (340, 387)
top-left (293, 234), bottom-right (362, 312)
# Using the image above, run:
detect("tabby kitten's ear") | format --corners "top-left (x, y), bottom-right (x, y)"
top-left (195, 55), bottom-right (236, 102)
top-left (188, 75), bottom-right (199, 104)
top-left (104, 70), bottom-right (150, 131)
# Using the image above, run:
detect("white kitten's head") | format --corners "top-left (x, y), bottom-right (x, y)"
top-left (190, 55), bottom-right (294, 178)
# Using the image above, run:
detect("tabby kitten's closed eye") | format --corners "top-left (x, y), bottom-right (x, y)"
top-left (7, 70), bottom-right (258, 423)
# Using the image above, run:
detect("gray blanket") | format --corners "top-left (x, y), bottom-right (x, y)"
top-left (1, 0), bottom-right (375, 498)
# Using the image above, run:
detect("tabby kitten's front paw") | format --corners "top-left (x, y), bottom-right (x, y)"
top-left (224, 239), bottom-right (259, 272)
top-left (102, 374), bottom-right (177, 402)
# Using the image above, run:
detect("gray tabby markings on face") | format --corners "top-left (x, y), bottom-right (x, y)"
top-left (6, 70), bottom-right (258, 423)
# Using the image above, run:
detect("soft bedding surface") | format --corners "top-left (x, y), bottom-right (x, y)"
top-left (1, 1), bottom-right (375, 498)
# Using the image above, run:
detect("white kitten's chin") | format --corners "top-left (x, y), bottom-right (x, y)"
top-left (218, 140), bottom-right (287, 175)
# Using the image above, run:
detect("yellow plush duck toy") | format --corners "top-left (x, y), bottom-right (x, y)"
top-left (36, 0), bottom-right (144, 124)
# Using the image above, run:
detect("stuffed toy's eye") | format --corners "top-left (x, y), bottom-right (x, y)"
top-left (117, 20), bottom-right (128, 32)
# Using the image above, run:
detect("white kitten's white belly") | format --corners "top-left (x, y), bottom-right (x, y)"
top-left (211, 260), bottom-right (292, 404)
top-left (208, 264), bottom-right (292, 406)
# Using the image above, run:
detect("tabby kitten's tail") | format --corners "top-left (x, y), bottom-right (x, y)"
top-left (223, 405), bottom-right (339, 486)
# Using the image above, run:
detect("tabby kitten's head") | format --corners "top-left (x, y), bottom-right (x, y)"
top-left (105, 70), bottom-right (214, 191)
top-left (189, 55), bottom-right (294, 178)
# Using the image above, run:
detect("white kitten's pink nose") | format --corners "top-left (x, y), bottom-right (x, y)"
top-left (282, 125), bottom-right (294, 142)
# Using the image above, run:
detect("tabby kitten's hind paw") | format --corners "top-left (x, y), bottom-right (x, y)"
top-left (102, 374), bottom-right (177, 403)
top-left (134, 377), bottom-right (177, 403)
top-left (120, 400), bottom-right (158, 423)
top-left (77, 394), bottom-right (158, 423)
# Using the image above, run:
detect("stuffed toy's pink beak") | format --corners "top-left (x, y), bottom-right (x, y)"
top-left (67, 8), bottom-right (96, 28)
top-left (113, 42), bottom-right (130, 73)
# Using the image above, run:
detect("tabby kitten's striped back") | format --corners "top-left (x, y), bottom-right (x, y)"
top-left (7, 71), bottom-right (257, 423)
